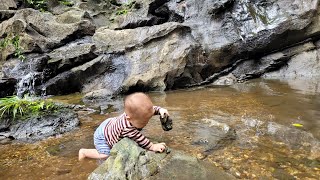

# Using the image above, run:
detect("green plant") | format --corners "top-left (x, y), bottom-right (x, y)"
top-left (58, 0), bottom-right (73, 7)
top-left (26, 0), bottom-right (48, 12)
top-left (0, 34), bottom-right (26, 61)
top-left (115, 1), bottom-right (136, 16)
top-left (25, 0), bottom-right (73, 12)
top-left (0, 95), bottom-right (59, 120)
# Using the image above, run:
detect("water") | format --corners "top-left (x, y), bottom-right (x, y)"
top-left (0, 79), bottom-right (319, 179)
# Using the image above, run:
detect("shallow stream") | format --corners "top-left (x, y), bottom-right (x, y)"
top-left (0, 79), bottom-right (319, 179)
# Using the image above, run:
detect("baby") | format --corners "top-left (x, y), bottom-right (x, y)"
top-left (79, 92), bottom-right (169, 160)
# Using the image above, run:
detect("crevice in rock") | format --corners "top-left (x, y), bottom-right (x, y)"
top-left (125, 80), bottom-right (152, 94)
top-left (209, 0), bottom-right (235, 18)
top-left (117, 0), bottom-right (184, 30)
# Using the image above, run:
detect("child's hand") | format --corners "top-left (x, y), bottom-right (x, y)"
top-left (150, 143), bottom-right (166, 153)
top-left (159, 108), bottom-right (170, 118)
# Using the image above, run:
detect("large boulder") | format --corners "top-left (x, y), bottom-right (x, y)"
top-left (88, 138), bottom-right (236, 180)
top-left (82, 22), bottom-right (196, 99)
top-left (164, 0), bottom-right (320, 86)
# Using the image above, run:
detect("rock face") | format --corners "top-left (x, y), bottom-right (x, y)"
top-left (0, 78), bottom-right (16, 98)
top-left (0, 8), bottom-right (95, 59)
top-left (0, 109), bottom-right (79, 142)
top-left (1, 0), bottom-right (320, 98)
top-left (88, 138), bottom-right (235, 180)
top-left (0, 0), bottom-right (16, 10)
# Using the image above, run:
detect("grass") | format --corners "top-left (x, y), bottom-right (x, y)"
top-left (0, 95), bottom-right (59, 120)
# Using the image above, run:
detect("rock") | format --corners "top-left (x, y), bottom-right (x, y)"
top-left (41, 54), bottom-right (115, 95)
top-left (0, 8), bottom-right (95, 59)
top-left (86, 22), bottom-right (196, 95)
top-left (0, 0), bottom-right (16, 10)
top-left (0, 108), bottom-right (79, 142)
top-left (237, 117), bottom-right (320, 158)
top-left (0, 10), bottom-right (16, 21)
top-left (93, 22), bottom-right (190, 53)
top-left (88, 138), bottom-right (236, 180)
top-left (2, 0), bottom-right (320, 97)
top-left (212, 73), bottom-right (237, 86)
top-left (47, 37), bottom-right (98, 74)
top-left (0, 78), bottom-right (16, 97)
top-left (263, 44), bottom-right (320, 79)
top-left (165, 0), bottom-right (320, 87)
top-left (221, 41), bottom-right (317, 82)
top-left (192, 119), bottom-right (236, 154)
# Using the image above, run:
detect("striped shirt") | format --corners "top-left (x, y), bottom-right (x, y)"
top-left (104, 106), bottom-right (161, 149)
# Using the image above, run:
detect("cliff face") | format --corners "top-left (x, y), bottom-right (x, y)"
top-left (1, 0), bottom-right (320, 98)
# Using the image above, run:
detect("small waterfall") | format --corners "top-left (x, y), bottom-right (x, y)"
top-left (16, 72), bottom-right (42, 97)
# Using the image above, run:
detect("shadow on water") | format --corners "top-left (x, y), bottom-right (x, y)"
top-left (0, 79), bottom-right (319, 179)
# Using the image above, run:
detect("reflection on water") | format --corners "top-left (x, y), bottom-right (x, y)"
top-left (0, 79), bottom-right (319, 179)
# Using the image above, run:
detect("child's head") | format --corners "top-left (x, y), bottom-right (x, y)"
top-left (124, 92), bottom-right (154, 128)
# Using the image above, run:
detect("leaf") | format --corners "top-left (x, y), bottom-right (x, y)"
top-left (292, 123), bottom-right (303, 127)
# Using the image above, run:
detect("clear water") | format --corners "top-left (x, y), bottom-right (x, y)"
top-left (0, 79), bottom-right (319, 179)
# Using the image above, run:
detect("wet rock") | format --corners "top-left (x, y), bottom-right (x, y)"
top-left (222, 42), bottom-right (317, 82)
top-left (212, 73), bottom-right (237, 86)
top-left (88, 138), bottom-right (235, 180)
top-left (237, 117), bottom-right (320, 159)
top-left (1, 54), bottom-right (49, 96)
top-left (47, 37), bottom-right (97, 74)
top-left (208, 0), bottom-right (235, 16)
top-left (172, 0), bottom-right (320, 87)
top-left (263, 43), bottom-right (320, 79)
top-left (0, 108), bottom-right (79, 142)
top-left (0, 0), bottom-right (16, 10)
top-left (41, 54), bottom-right (115, 95)
top-left (0, 78), bottom-right (16, 97)
top-left (87, 22), bottom-right (196, 95)
top-left (192, 119), bottom-right (236, 154)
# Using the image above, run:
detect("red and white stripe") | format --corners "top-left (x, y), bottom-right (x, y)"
top-left (104, 106), bottom-right (161, 149)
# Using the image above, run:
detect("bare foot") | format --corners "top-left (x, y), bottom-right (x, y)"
top-left (78, 149), bottom-right (86, 161)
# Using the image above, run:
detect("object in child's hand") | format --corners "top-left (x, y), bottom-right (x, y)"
top-left (160, 114), bottom-right (173, 131)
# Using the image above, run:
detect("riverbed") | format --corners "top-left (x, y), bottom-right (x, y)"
top-left (0, 79), bottom-right (319, 179)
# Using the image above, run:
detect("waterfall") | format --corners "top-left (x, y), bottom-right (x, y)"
top-left (16, 72), bottom-right (42, 97)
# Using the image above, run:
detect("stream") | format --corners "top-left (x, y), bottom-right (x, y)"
top-left (0, 79), bottom-right (319, 179)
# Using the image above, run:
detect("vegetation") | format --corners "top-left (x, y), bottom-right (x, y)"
top-left (0, 34), bottom-right (26, 61)
top-left (25, 0), bottom-right (74, 12)
top-left (0, 95), bottom-right (59, 120)
top-left (115, 1), bottom-right (137, 16)
top-left (26, 0), bottom-right (48, 12)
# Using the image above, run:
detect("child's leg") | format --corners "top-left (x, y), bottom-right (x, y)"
top-left (78, 148), bottom-right (108, 161)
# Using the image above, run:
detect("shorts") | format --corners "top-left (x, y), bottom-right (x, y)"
top-left (94, 119), bottom-right (111, 155)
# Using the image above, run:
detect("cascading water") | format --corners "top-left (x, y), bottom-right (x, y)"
top-left (16, 72), bottom-right (42, 97)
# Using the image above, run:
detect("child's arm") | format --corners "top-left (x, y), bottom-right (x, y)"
top-left (149, 142), bottom-right (166, 152)
top-left (122, 127), bottom-right (166, 152)
top-left (153, 106), bottom-right (170, 117)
